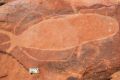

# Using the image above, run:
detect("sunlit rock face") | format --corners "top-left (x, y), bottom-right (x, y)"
top-left (111, 71), bottom-right (120, 80)
top-left (0, 0), bottom-right (120, 80)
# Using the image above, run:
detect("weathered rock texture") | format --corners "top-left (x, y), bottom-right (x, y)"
top-left (111, 71), bottom-right (120, 80)
top-left (0, 0), bottom-right (120, 80)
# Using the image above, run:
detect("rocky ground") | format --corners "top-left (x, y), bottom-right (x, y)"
top-left (0, 0), bottom-right (120, 80)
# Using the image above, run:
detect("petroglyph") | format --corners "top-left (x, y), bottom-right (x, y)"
top-left (0, 13), bottom-right (119, 61)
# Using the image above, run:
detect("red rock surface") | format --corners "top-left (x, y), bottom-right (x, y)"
top-left (111, 71), bottom-right (120, 80)
top-left (0, 0), bottom-right (120, 80)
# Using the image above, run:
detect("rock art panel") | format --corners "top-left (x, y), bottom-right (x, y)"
top-left (0, 0), bottom-right (120, 80)
top-left (0, 13), bottom-right (119, 61)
